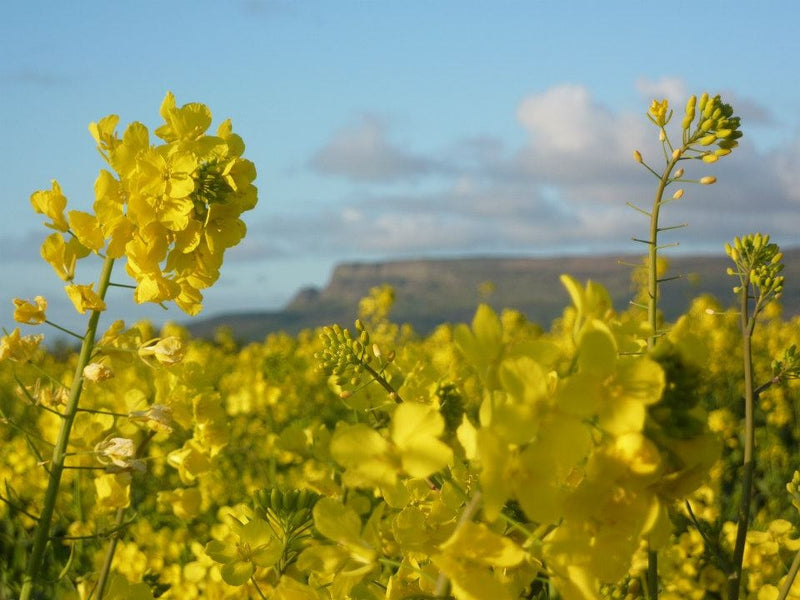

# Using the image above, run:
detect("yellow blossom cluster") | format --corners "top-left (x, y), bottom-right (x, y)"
top-left (30, 92), bottom-right (257, 316)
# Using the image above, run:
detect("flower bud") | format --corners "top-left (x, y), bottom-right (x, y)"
top-left (633, 150), bottom-right (643, 163)
top-left (702, 154), bottom-right (719, 163)
top-left (671, 148), bottom-right (681, 160)
top-left (672, 189), bottom-right (684, 200)
top-left (700, 176), bottom-right (717, 185)
top-left (674, 168), bottom-right (684, 178)
top-left (699, 134), bottom-right (717, 146)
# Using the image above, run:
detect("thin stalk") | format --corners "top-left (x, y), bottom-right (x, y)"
top-left (778, 548), bottom-right (800, 600)
top-left (646, 150), bottom-right (681, 351)
top-left (643, 146), bottom-right (681, 600)
top-left (727, 287), bottom-right (756, 600)
top-left (19, 254), bottom-right (115, 600)
top-left (93, 506), bottom-right (126, 599)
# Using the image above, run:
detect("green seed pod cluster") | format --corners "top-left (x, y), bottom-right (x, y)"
top-left (725, 234), bottom-right (785, 303)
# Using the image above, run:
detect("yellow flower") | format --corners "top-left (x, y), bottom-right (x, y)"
top-left (30, 180), bottom-right (70, 232)
top-left (0, 328), bottom-right (44, 362)
top-left (649, 98), bottom-right (670, 127)
top-left (203, 203), bottom-right (246, 255)
top-left (13, 296), bottom-right (47, 325)
top-left (205, 517), bottom-right (283, 586)
top-left (136, 147), bottom-right (197, 200)
top-left (167, 439), bottom-right (212, 484)
top-left (41, 232), bottom-right (90, 281)
top-left (94, 472), bottom-right (133, 510)
top-left (65, 283), bottom-right (107, 314)
top-left (156, 91), bottom-right (213, 142)
top-left (138, 336), bottom-right (186, 367)
top-left (67, 210), bottom-right (105, 252)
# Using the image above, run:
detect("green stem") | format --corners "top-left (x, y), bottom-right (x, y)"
top-left (642, 149), bottom-right (681, 600)
top-left (251, 576), bottom-right (268, 600)
top-left (778, 548), bottom-right (800, 600)
top-left (93, 506), bottom-right (126, 599)
top-left (19, 255), bottom-right (115, 600)
top-left (727, 289), bottom-right (756, 600)
top-left (646, 151), bottom-right (681, 351)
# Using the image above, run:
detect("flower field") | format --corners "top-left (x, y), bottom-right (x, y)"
top-left (1, 93), bottom-right (799, 600)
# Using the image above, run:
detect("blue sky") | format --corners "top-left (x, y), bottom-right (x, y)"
top-left (2, 1), bottom-right (799, 335)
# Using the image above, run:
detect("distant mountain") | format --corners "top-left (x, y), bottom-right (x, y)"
top-left (187, 248), bottom-right (800, 343)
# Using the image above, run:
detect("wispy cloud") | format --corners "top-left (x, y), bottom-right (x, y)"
top-left (309, 115), bottom-right (447, 182)
top-left (1, 68), bottom-right (69, 87)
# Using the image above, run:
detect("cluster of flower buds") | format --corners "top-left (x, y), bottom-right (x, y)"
top-left (683, 93), bottom-right (743, 161)
top-left (253, 487), bottom-right (320, 569)
top-left (725, 233), bottom-right (785, 302)
top-left (316, 320), bottom-right (395, 395)
top-left (254, 487), bottom-right (320, 526)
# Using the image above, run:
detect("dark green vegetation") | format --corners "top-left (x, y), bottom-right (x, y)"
top-left (189, 248), bottom-right (800, 342)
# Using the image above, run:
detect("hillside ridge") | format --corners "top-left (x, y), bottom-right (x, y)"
top-left (187, 249), bottom-right (800, 342)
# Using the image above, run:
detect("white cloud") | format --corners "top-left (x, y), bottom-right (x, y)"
top-left (309, 115), bottom-right (443, 182)
top-left (635, 76), bottom-right (688, 105)
top-left (284, 82), bottom-right (800, 260)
